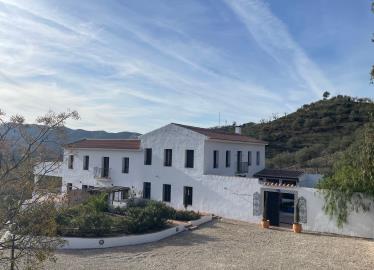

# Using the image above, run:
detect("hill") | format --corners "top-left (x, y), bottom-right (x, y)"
top-left (3, 124), bottom-right (140, 157)
top-left (62, 127), bottom-right (140, 143)
top-left (221, 95), bottom-right (374, 174)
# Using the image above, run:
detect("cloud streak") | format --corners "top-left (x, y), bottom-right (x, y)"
top-left (224, 0), bottom-right (333, 97)
top-left (0, 0), bottom-right (346, 133)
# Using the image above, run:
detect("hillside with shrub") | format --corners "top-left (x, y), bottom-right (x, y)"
top-left (222, 95), bottom-right (373, 174)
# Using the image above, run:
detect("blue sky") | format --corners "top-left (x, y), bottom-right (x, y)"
top-left (0, 0), bottom-right (372, 133)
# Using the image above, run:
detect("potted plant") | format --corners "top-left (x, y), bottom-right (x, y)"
top-left (261, 192), bottom-right (270, 229)
top-left (293, 198), bottom-right (302, 233)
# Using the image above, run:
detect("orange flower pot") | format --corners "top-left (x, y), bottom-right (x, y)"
top-left (261, 219), bottom-right (270, 229)
top-left (293, 223), bottom-right (302, 233)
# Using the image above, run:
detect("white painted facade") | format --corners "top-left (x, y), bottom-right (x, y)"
top-left (60, 123), bottom-right (266, 201)
top-left (61, 148), bottom-right (143, 192)
top-left (37, 123), bottom-right (374, 239)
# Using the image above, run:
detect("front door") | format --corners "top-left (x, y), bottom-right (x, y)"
top-left (265, 191), bottom-right (280, 226)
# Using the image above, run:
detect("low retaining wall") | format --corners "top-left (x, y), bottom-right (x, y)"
top-left (59, 215), bottom-right (212, 250)
top-left (189, 214), bottom-right (213, 227)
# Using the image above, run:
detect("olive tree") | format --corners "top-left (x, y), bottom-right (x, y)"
top-left (0, 109), bottom-right (79, 270)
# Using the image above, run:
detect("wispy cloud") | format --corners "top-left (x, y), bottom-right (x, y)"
top-left (1, 0), bottom-right (357, 133)
top-left (224, 0), bottom-right (333, 97)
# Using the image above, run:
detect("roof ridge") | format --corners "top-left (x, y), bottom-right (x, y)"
top-left (172, 123), bottom-right (267, 144)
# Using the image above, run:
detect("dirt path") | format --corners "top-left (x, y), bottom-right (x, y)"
top-left (46, 219), bottom-right (374, 270)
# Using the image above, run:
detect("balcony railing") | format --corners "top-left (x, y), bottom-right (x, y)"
top-left (236, 162), bottom-right (249, 174)
top-left (94, 167), bottom-right (111, 179)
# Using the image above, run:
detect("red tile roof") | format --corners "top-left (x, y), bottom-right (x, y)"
top-left (173, 123), bottom-right (267, 144)
top-left (66, 139), bottom-right (141, 150)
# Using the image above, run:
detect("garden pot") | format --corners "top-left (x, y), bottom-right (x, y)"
top-left (260, 219), bottom-right (270, 229)
top-left (293, 223), bottom-right (302, 233)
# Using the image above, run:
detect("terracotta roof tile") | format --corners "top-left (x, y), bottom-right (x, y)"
top-left (173, 123), bottom-right (267, 144)
top-left (66, 139), bottom-right (141, 150)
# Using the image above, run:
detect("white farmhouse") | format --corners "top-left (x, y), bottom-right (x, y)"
top-left (60, 123), bottom-right (266, 210)
top-left (37, 123), bottom-right (374, 239)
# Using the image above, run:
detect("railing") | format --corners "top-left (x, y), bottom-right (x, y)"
top-left (236, 162), bottom-right (249, 174)
top-left (94, 167), bottom-right (111, 179)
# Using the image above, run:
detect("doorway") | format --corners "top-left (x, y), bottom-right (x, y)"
top-left (264, 190), bottom-right (295, 227)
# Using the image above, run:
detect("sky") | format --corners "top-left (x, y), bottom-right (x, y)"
top-left (0, 0), bottom-right (373, 133)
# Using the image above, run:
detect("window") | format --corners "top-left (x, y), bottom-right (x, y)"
top-left (236, 151), bottom-right (242, 172)
top-left (83, 155), bottom-right (89, 170)
top-left (213, 150), bottom-right (219, 168)
top-left (163, 184), bottom-right (171, 202)
top-left (144, 148), bottom-right (152, 165)
top-left (164, 149), bottom-right (172, 167)
top-left (256, 151), bottom-right (260, 166)
top-left (225, 151), bottom-right (231, 167)
top-left (122, 157), bottom-right (129, 173)
top-left (143, 182), bottom-right (151, 199)
top-left (185, 150), bottom-right (194, 168)
top-left (183, 186), bottom-right (193, 206)
top-left (102, 157), bottom-right (109, 178)
top-left (68, 155), bottom-right (74, 169)
top-left (82, 185), bottom-right (88, 191)
top-left (248, 151), bottom-right (252, 166)
top-left (67, 183), bottom-right (72, 191)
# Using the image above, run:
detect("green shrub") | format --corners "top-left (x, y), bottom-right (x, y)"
top-left (56, 205), bottom-right (113, 237)
top-left (125, 201), bottom-right (176, 234)
top-left (126, 198), bottom-right (149, 208)
top-left (83, 193), bottom-right (108, 212)
top-left (175, 210), bottom-right (200, 221)
top-left (73, 210), bottom-right (113, 237)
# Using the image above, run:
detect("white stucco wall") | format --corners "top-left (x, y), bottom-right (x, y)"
top-left (61, 148), bottom-right (143, 192)
top-left (60, 224), bottom-right (186, 249)
top-left (203, 140), bottom-right (265, 177)
top-left (299, 187), bottom-right (374, 238)
top-left (194, 175), bottom-right (262, 223)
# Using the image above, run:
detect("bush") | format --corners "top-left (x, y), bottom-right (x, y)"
top-left (83, 193), bottom-right (108, 212)
top-left (56, 205), bottom-right (113, 237)
top-left (125, 201), bottom-right (176, 234)
top-left (56, 199), bottom-right (177, 236)
top-left (175, 210), bottom-right (200, 221)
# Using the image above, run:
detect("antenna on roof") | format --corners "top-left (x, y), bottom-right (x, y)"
top-left (218, 112), bottom-right (221, 127)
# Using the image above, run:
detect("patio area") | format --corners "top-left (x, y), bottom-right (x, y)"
top-left (47, 219), bottom-right (374, 270)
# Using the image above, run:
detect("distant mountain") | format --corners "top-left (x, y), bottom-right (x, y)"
top-left (219, 95), bottom-right (374, 174)
top-left (62, 127), bottom-right (140, 143)
top-left (3, 124), bottom-right (140, 156)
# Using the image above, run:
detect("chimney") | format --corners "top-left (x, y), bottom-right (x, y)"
top-left (235, 126), bottom-right (242, 135)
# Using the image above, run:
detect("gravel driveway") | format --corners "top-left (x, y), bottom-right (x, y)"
top-left (46, 219), bottom-right (374, 270)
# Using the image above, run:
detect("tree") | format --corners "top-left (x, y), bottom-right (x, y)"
top-left (0, 109), bottom-right (79, 269)
top-left (323, 91), bottom-right (330, 100)
top-left (318, 120), bottom-right (374, 227)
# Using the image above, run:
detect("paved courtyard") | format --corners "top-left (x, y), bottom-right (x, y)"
top-left (47, 219), bottom-right (374, 270)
